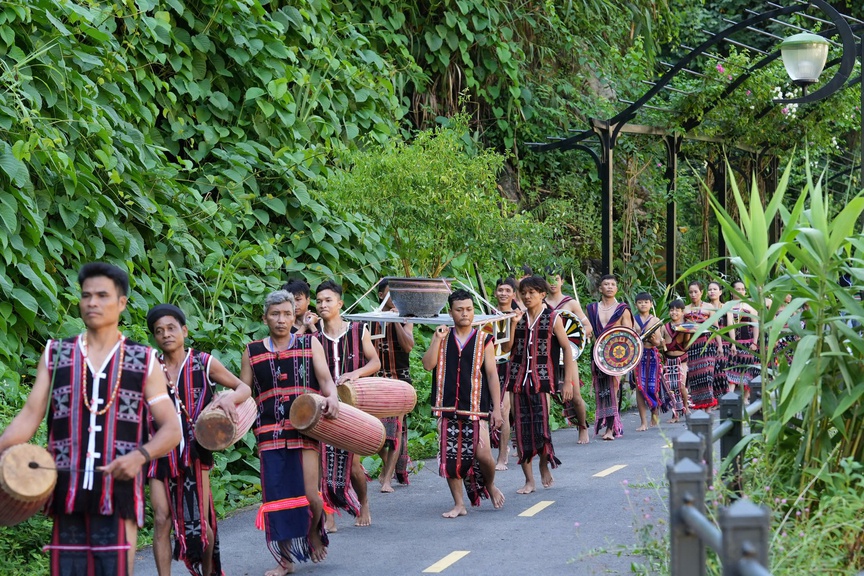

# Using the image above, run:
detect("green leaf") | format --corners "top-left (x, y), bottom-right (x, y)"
top-left (424, 31), bottom-right (443, 52)
top-left (245, 87), bottom-right (266, 101)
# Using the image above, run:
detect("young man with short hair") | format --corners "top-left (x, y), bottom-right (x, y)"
top-left (240, 290), bottom-right (339, 575)
top-left (422, 290), bottom-right (504, 517)
top-left (631, 293), bottom-right (665, 432)
top-left (0, 262), bottom-right (182, 576)
top-left (314, 280), bottom-right (380, 529)
top-left (504, 276), bottom-right (577, 493)
top-left (491, 277), bottom-right (517, 470)
top-left (586, 274), bottom-right (634, 441)
top-left (545, 268), bottom-right (592, 444)
top-left (661, 299), bottom-right (692, 423)
top-left (282, 278), bottom-right (318, 335)
top-left (146, 304), bottom-right (252, 576)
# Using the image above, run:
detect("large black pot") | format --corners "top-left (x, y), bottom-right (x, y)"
top-left (386, 277), bottom-right (452, 317)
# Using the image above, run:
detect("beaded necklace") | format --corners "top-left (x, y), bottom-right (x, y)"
top-left (159, 353), bottom-right (195, 426)
top-left (81, 332), bottom-right (126, 416)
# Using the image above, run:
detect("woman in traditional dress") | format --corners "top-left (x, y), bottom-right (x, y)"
top-left (661, 300), bottom-right (692, 422)
top-left (706, 281), bottom-right (733, 403)
top-left (684, 281), bottom-right (720, 411)
top-left (727, 280), bottom-right (760, 403)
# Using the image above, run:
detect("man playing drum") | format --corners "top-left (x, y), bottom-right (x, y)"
top-left (145, 304), bottom-right (252, 576)
top-left (422, 289), bottom-right (505, 517)
top-left (0, 262), bottom-right (182, 576)
top-left (544, 268), bottom-right (591, 445)
top-left (370, 279), bottom-right (414, 493)
top-left (586, 274), bottom-right (635, 441)
top-left (239, 290), bottom-right (339, 575)
top-left (314, 280), bottom-right (380, 529)
top-left (503, 276), bottom-right (576, 493)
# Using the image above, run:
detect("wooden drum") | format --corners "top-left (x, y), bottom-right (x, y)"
top-left (194, 392), bottom-right (258, 452)
top-left (289, 393), bottom-right (385, 456)
top-left (336, 377), bottom-right (417, 418)
top-left (0, 444), bottom-right (57, 526)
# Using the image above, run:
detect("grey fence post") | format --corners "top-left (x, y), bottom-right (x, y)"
top-left (720, 391), bottom-right (744, 494)
top-left (719, 499), bottom-right (770, 576)
top-left (719, 392), bottom-right (743, 461)
top-left (673, 430), bottom-right (704, 464)
top-left (668, 458), bottom-right (707, 576)
top-left (750, 375), bottom-right (763, 424)
top-left (688, 410), bottom-right (713, 485)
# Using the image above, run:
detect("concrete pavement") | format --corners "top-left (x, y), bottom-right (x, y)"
top-left (135, 409), bottom-right (684, 575)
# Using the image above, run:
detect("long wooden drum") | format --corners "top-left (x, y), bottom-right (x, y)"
top-left (336, 377), bottom-right (417, 418)
top-left (194, 392), bottom-right (258, 451)
top-left (0, 444), bottom-right (57, 526)
top-left (289, 393), bottom-right (385, 456)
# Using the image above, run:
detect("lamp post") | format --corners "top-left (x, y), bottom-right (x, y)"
top-left (778, 30), bottom-right (863, 185)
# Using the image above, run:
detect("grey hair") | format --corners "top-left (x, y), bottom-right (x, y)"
top-left (264, 290), bottom-right (295, 315)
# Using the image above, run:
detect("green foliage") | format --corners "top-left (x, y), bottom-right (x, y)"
top-left (324, 113), bottom-right (552, 277)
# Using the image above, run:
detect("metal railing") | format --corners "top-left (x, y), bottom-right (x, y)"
top-left (668, 376), bottom-right (774, 576)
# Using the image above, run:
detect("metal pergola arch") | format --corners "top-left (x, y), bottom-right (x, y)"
top-left (528, 0), bottom-right (863, 287)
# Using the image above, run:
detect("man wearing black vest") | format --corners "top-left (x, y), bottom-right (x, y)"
top-left (0, 262), bottom-right (181, 576)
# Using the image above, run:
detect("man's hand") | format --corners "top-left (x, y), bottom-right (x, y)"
top-left (336, 371), bottom-right (359, 386)
top-left (582, 319), bottom-right (593, 339)
top-left (434, 325), bottom-right (450, 340)
top-left (563, 382), bottom-right (575, 402)
top-left (99, 451), bottom-right (146, 481)
top-left (490, 408), bottom-right (503, 431)
top-left (304, 312), bottom-right (319, 328)
top-left (321, 394), bottom-right (340, 419)
top-left (213, 393), bottom-right (240, 424)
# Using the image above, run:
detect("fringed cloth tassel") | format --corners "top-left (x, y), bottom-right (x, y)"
top-left (438, 417), bottom-right (490, 507)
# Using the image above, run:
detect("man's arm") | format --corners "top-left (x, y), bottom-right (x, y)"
top-left (310, 338), bottom-right (339, 418)
top-left (208, 356), bottom-right (253, 422)
top-left (393, 322), bottom-right (415, 352)
top-left (482, 341), bottom-right (502, 430)
top-left (500, 309), bottom-right (523, 354)
top-left (338, 326), bottom-right (381, 384)
top-left (0, 347), bottom-right (51, 454)
top-left (552, 316), bottom-right (576, 401)
top-left (422, 326), bottom-right (449, 370)
top-left (101, 357), bottom-right (181, 480)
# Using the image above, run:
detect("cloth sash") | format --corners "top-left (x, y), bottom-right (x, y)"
top-left (45, 511), bottom-right (129, 576)
top-left (164, 461), bottom-right (221, 576)
top-left (633, 347), bottom-right (663, 411)
top-left (511, 391), bottom-right (560, 467)
top-left (259, 449), bottom-right (328, 564)
top-left (437, 417), bottom-right (489, 507)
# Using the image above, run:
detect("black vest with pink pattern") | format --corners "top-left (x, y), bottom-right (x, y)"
top-left (46, 335), bottom-right (152, 524)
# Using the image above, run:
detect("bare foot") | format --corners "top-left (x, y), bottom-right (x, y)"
top-left (516, 482), bottom-right (535, 494)
top-left (355, 503), bottom-right (371, 527)
top-left (265, 562), bottom-right (295, 576)
top-left (602, 430), bottom-right (615, 441)
top-left (540, 467), bottom-right (554, 488)
top-left (650, 414), bottom-right (659, 427)
top-left (495, 461), bottom-right (508, 471)
top-left (324, 515), bottom-right (337, 533)
top-left (636, 424), bottom-right (648, 432)
top-left (308, 531), bottom-right (328, 563)
top-left (491, 486), bottom-right (505, 509)
top-left (668, 416), bottom-right (679, 424)
top-left (577, 429), bottom-right (590, 444)
top-left (442, 505), bottom-right (467, 518)
top-left (380, 481), bottom-right (394, 493)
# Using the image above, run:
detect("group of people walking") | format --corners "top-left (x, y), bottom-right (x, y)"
top-left (0, 262), bottom-right (776, 576)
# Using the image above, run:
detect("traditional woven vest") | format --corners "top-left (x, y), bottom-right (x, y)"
top-left (147, 349), bottom-right (215, 480)
top-left (371, 322), bottom-right (412, 383)
top-left (507, 308), bottom-right (560, 394)
top-left (46, 335), bottom-right (151, 523)
top-left (432, 330), bottom-right (492, 421)
top-left (249, 336), bottom-right (319, 452)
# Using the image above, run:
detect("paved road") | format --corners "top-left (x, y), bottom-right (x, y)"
top-left (135, 409), bottom-right (684, 576)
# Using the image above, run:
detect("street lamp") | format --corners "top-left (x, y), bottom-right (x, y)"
top-left (779, 32), bottom-right (830, 88)
top-left (777, 25), bottom-right (862, 186)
